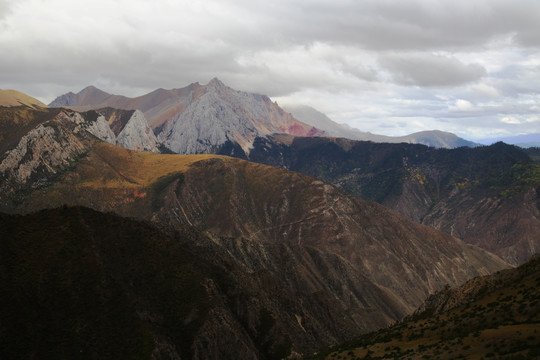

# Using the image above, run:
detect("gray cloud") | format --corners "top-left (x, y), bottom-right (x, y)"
top-left (379, 53), bottom-right (487, 87)
top-left (0, 0), bottom-right (14, 19)
top-left (0, 0), bottom-right (538, 141)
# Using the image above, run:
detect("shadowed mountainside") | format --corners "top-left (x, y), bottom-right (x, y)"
top-left (1, 206), bottom-right (401, 359)
top-left (247, 135), bottom-right (540, 265)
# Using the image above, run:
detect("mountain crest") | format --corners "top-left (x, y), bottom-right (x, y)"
top-left (206, 77), bottom-right (225, 89)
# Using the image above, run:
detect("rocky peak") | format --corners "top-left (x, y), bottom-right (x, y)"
top-left (206, 77), bottom-right (226, 90)
top-left (115, 110), bottom-right (159, 152)
top-left (48, 91), bottom-right (77, 107)
top-left (0, 108), bottom-right (159, 198)
top-left (83, 108), bottom-right (159, 153)
top-left (160, 79), bottom-right (324, 155)
top-left (49, 86), bottom-right (111, 107)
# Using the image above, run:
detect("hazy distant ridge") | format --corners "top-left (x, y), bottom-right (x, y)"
top-left (284, 104), bottom-right (481, 149)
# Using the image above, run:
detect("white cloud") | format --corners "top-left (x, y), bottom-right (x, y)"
top-left (450, 99), bottom-right (476, 112)
top-left (500, 116), bottom-right (521, 124)
top-left (472, 83), bottom-right (500, 98)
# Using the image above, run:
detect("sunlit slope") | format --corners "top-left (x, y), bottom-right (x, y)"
top-left (16, 142), bottom-right (229, 216)
top-left (0, 89), bottom-right (46, 108)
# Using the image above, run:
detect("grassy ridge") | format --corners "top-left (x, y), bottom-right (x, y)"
top-left (310, 257), bottom-right (540, 360)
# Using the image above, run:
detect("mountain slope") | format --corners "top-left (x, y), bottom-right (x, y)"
top-left (284, 104), bottom-right (480, 149)
top-left (316, 255), bottom-right (540, 360)
top-left (0, 107), bottom-right (63, 155)
top-left (0, 89), bottom-right (46, 109)
top-left (0, 109), bottom-right (510, 357)
top-left (0, 110), bottom-right (507, 312)
top-left (248, 136), bottom-right (540, 265)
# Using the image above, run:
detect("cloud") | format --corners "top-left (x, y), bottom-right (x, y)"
top-left (450, 99), bottom-right (476, 112)
top-left (379, 53), bottom-right (486, 87)
top-left (472, 83), bottom-right (500, 98)
top-left (500, 116), bottom-right (521, 124)
top-left (0, 0), bottom-right (15, 19)
top-left (0, 0), bottom-right (538, 141)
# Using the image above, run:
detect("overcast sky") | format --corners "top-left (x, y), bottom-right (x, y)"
top-left (1, 0), bottom-right (539, 141)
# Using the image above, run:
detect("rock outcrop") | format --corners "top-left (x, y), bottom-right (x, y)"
top-left (80, 109), bottom-right (160, 152)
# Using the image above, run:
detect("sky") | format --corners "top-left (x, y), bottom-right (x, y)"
top-left (0, 0), bottom-right (539, 141)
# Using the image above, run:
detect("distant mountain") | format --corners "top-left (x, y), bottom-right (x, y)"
top-left (50, 79), bottom-right (324, 155)
top-left (282, 104), bottom-right (361, 140)
top-left (0, 89), bottom-right (46, 109)
top-left (317, 255), bottom-right (540, 360)
top-left (248, 136), bottom-right (540, 265)
top-left (479, 133), bottom-right (540, 148)
top-left (284, 104), bottom-right (481, 149)
top-left (49, 84), bottom-right (195, 131)
top-left (0, 107), bottom-right (508, 358)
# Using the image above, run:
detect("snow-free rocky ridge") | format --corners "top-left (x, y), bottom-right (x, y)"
top-left (50, 78), bottom-right (324, 155)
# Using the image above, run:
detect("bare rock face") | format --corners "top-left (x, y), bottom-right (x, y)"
top-left (0, 108), bottom-right (159, 205)
top-left (49, 79), bottom-right (324, 155)
top-left (0, 111), bottom-right (90, 196)
top-left (115, 110), bottom-right (159, 152)
top-left (83, 113), bottom-right (116, 144)
top-left (160, 78), bottom-right (323, 155)
top-left (83, 109), bottom-right (160, 153)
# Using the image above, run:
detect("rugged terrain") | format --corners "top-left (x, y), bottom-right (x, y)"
top-left (247, 135), bottom-right (540, 265)
top-left (3, 206), bottom-right (396, 359)
top-left (0, 107), bottom-right (510, 358)
top-left (49, 79), bottom-right (324, 155)
top-left (314, 255), bottom-right (540, 360)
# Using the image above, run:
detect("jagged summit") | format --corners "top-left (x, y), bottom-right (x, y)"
top-left (206, 77), bottom-right (225, 89)
top-left (160, 78), bottom-right (323, 154)
top-left (48, 80), bottom-right (323, 154)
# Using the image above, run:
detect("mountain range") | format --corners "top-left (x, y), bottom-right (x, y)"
top-left (49, 79), bottom-right (324, 155)
top-left (49, 79), bottom-right (478, 151)
top-left (0, 104), bottom-right (509, 358)
top-left (283, 104), bottom-right (481, 149)
top-left (247, 135), bottom-right (540, 265)
top-left (479, 133), bottom-right (540, 148)
top-left (1, 82), bottom-right (538, 359)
